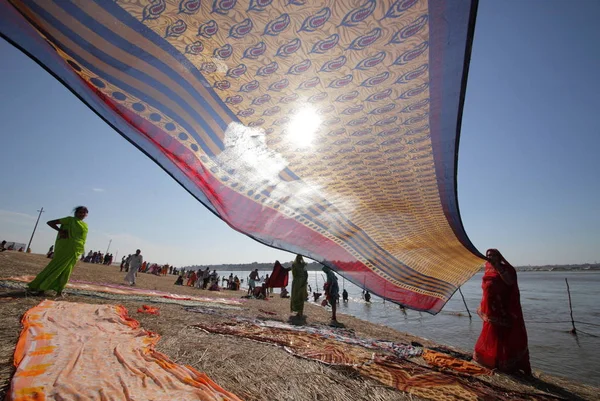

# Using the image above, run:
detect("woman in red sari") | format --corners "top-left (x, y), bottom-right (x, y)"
top-left (474, 249), bottom-right (532, 376)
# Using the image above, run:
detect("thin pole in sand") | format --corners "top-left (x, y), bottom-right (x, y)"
top-left (565, 278), bottom-right (577, 335)
top-left (383, 281), bottom-right (386, 304)
top-left (26, 207), bottom-right (44, 252)
top-left (105, 239), bottom-right (112, 254)
top-left (458, 287), bottom-right (472, 319)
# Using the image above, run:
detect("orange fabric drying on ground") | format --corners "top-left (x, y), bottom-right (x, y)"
top-left (137, 304), bottom-right (160, 315)
top-left (2, 276), bottom-right (243, 306)
top-left (194, 322), bottom-right (558, 401)
top-left (423, 349), bottom-right (491, 376)
top-left (8, 300), bottom-right (242, 401)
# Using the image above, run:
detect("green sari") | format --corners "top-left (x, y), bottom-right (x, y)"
top-left (29, 216), bottom-right (88, 293)
top-left (290, 256), bottom-right (308, 314)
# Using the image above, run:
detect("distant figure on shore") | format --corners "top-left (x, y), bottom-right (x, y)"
top-left (342, 289), bottom-right (348, 303)
top-left (264, 274), bottom-right (270, 296)
top-left (28, 206), bottom-right (89, 297)
top-left (288, 255), bottom-right (308, 321)
top-left (174, 275), bottom-right (184, 286)
top-left (248, 269), bottom-right (259, 295)
top-left (125, 249), bottom-right (143, 286)
top-left (187, 270), bottom-right (198, 287)
top-left (202, 267), bottom-right (210, 289)
top-left (474, 249), bottom-right (531, 376)
top-left (280, 287), bottom-right (289, 298)
top-left (0, 240), bottom-right (6, 252)
top-left (364, 291), bottom-right (371, 303)
top-left (322, 266), bottom-right (340, 325)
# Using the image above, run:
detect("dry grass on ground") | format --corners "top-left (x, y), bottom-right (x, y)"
top-left (0, 252), bottom-right (597, 400)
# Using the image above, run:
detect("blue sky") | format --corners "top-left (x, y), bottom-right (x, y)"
top-left (1, 0), bottom-right (599, 267)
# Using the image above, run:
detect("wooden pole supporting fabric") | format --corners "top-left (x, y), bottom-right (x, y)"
top-left (565, 278), bottom-right (577, 335)
top-left (458, 287), bottom-right (472, 319)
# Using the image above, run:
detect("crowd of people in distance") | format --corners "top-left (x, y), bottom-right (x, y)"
top-left (81, 250), bottom-right (114, 265)
top-left (118, 250), bottom-right (178, 286)
top-left (173, 267), bottom-right (229, 292)
top-left (0, 240), bottom-right (27, 252)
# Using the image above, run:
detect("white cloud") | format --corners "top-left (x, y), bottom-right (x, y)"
top-left (92, 188), bottom-right (105, 192)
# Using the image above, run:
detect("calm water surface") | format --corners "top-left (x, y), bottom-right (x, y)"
top-left (238, 270), bottom-right (599, 386)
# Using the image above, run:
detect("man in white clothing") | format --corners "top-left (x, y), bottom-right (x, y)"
top-left (125, 249), bottom-right (143, 286)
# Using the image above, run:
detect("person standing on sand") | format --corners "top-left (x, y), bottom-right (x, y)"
top-left (288, 255), bottom-right (308, 321)
top-left (28, 206), bottom-right (89, 297)
top-left (125, 249), bottom-right (143, 286)
top-left (248, 269), bottom-right (259, 295)
top-left (322, 265), bottom-right (341, 326)
top-left (202, 267), bottom-right (210, 289)
top-left (473, 249), bottom-right (532, 376)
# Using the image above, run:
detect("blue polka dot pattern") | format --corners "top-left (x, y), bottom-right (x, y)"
top-left (112, 91), bottom-right (126, 101)
top-left (90, 78), bottom-right (105, 88)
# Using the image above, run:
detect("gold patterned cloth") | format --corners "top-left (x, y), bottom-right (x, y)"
top-left (194, 321), bottom-right (560, 401)
top-left (0, 0), bottom-right (484, 312)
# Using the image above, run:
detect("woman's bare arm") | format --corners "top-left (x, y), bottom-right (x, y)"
top-left (47, 219), bottom-right (68, 239)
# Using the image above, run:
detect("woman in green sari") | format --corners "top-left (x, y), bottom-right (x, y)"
top-left (290, 254), bottom-right (308, 318)
top-left (28, 206), bottom-right (88, 297)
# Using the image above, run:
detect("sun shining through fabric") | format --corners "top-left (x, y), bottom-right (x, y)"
top-left (0, 0), bottom-right (484, 313)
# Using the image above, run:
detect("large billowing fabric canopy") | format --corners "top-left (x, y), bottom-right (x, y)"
top-left (1, 0), bottom-right (484, 313)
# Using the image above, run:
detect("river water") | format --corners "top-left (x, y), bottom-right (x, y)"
top-left (237, 270), bottom-right (599, 386)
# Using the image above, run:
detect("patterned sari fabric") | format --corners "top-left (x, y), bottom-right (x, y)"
top-left (0, 0), bottom-right (484, 313)
top-left (8, 300), bottom-right (242, 401)
top-left (193, 322), bottom-right (556, 401)
top-left (422, 349), bottom-right (491, 376)
top-left (0, 276), bottom-right (244, 309)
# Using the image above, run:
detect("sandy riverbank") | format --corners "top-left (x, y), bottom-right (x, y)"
top-left (0, 252), bottom-right (596, 400)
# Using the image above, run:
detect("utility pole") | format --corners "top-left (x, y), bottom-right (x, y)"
top-left (26, 207), bottom-right (44, 252)
top-left (106, 239), bottom-right (112, 254)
